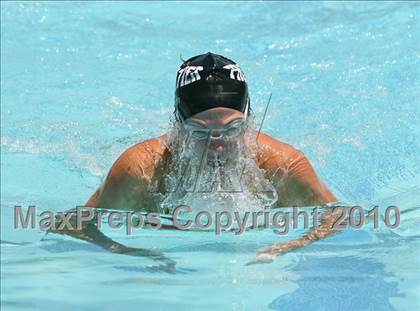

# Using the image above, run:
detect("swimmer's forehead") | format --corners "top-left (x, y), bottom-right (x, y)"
top-left (185, 107), bottom-right (245, 128)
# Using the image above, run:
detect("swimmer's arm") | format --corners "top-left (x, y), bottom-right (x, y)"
top-left (256, 133), bottom-right (335, 206)
top-left (277, 150), bottom-right (336, 206)
top-left (246, 207), bottom-right (344, 265)
top-left (48, 184), bottom-right (162, 259)
top-left (50, 148), bottom-right (151, 233)
top-left (248, 149), bottom-right (339, 265)
top-left (48, 150), bottom-right (171, 263)
top-left (48, 215), bottom-right (173, 265)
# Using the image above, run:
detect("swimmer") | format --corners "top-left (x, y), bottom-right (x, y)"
top-left (50, 52), bottom-right (341, 264)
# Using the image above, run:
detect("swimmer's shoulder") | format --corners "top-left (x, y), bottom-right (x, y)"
top-left (256, 132), bottom-right (336, 205)
top-left (96, 135), bottom-right (169, 210)
top-left (108, 135), bottom-right (169, 181)
top-left (255, 131), bottom-right (304, 172)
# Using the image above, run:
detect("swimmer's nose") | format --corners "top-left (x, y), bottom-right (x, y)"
top-left (209, 141), bottom-right (224, 153)
top-left (208, 130), bottom-right (224, 152)
top-left (214, 145), bottom-right (223, 153)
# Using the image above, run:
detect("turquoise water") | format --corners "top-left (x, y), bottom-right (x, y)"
top-left (1, 1), bottom-right (420, 310)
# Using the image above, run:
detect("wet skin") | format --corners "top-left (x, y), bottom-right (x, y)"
top-left (50, 107), bottom-right (340, 265)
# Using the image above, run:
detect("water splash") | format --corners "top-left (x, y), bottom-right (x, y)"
top-left (159, 117), bottom-right (278, 213)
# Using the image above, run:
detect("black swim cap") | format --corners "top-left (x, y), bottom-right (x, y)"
top-left (175, 52), bottom-right (250, 121)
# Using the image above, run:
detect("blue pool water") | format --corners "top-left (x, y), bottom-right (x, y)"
top-left (1, 1), bottom-right (420, 310)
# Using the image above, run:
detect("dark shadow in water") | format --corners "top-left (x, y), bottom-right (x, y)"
top-left (38, 239), bottom-right (187, 274)
top-left (38, 238), bottom-right (105, 253)
top-left (0, 240), bottom-right (32, 246)
top-left (113, 264), bottom-right (196, 275)
top-left (269, 256), bottom-right (403, 311)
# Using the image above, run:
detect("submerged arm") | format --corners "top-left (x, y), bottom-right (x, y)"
top-left (48, 141), bottom-right (174, 265)
top-left (251, 141), bottom-right (339, 265)
top-left (246, 207), bottom-right (343, 265)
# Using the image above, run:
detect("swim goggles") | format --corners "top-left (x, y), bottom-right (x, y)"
top-left (182, 119), bottom-right (247, 140)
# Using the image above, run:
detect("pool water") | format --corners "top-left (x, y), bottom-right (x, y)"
top-left (1, 1), bottom-right (420, 310)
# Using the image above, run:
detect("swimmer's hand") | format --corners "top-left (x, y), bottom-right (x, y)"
top-left (245, 253), bottom-right (276, 266)
top-left (108, 243), bottom-right (176, 267)
top-left (245, 238), bottom-right (311, 266)
top-left (47, 212), bottom-right (175, 266)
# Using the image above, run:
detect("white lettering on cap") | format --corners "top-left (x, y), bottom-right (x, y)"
top-left (176, 66), bottom-right (204, 88)
top-left (223, 64), bottom-right (245, 81)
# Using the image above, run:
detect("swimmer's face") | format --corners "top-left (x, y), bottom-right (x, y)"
top-left (182, 107), bottom-right (247, 168)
